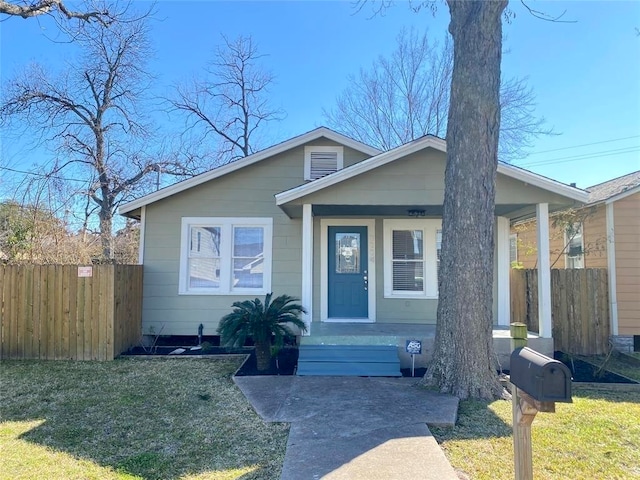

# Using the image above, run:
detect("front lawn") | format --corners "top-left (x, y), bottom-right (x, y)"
top-left (0, 358), bottom-right (287, 480)
top-left (3, 357), bottom-right (639, 480)
top-left (431, 385), bottom-right (640, 479)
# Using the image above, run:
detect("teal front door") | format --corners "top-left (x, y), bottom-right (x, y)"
top-left (328, 226), bottom-right (368, 318)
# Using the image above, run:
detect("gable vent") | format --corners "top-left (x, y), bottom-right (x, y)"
top-left (309, 151), bottom-right (338, 180)
top-left (304, 146), bottom-right (344, 181)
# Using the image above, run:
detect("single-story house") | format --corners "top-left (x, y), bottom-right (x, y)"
top-left (512, 170), bottom-right (640, 352)
top-left (120, 127), bottom-right (588, 373)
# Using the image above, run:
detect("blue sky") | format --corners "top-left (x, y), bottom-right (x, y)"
top-left (1, 0), bottom-right (639, 191)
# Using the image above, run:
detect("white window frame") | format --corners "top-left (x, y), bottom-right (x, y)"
top-left (179, 217), bottom-right (273, 295)
top-left (304, 146), bottom-right (344, 181)
top-left (565, 222), bottom-right (584, 269)
top-left (383, 219), bottom-right (441, 299)
top-left (509, 233), bottom-right (518, 265)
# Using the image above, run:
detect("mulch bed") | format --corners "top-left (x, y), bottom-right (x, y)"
top-left (234, 347), bottom-right (299, 376)
top-left (124, 345), bottom-right (253, 356)
top-left (123, 343), bottom-right (637, 383)
top-left (555, 352), bottom-right (638, 384)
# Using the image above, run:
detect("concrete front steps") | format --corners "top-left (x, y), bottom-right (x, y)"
top-left (297, 344), bottom-right (402, 376)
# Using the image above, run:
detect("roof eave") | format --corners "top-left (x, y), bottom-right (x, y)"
top-left (602, 184), bottom-right (640, 205)
top-left (496, 163), bottom-right (589, 203)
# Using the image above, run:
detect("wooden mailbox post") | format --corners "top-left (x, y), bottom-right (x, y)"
top-left (509, 323), bottom-right (572, 480)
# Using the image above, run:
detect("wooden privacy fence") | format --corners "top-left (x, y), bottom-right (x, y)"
top-left (0, 265), bottom-right (142, 361)
top-left (511, 268), bottom-right (610, 355)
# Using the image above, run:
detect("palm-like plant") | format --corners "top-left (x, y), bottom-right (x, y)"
top-left (217, 293), bottom-right (307, 372)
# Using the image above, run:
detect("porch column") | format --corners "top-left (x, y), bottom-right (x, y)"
top-left (496, 216), bottom-right (510, 326)
top-left (301, 204), bottom-right (313, 336)
top-left (536, 203), bottom-right (552, 338)
top-left (606, 202), bottom-right (619, 335)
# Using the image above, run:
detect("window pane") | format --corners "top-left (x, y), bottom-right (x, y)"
top-left (233, 227), bottom-right (264, 257)
top-left (233, 227), bottom-right (265, 288)
top-left (335, 233), bottom-right (360, 274)
top-left (233, 258), bottom-right (263, 288)
top-left (392, 230), bottom-right (423, 260)
top-left (566, 223), bottom-right (584, 269)
top-left (190, 226), bottom-right (220, 256)
top-left (509, 235), bottom-right (518, 263)
top-left (189, 257), bottom-right (220, 288)
top-left (392, 261), bottom-right (424, 291)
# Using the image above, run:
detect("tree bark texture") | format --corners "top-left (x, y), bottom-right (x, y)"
top-left (424, 0), bottom-right (508, 400)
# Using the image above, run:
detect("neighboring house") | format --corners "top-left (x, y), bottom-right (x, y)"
top-left (512, 170), bottom-right (640, 352)
top-left (119, 127), bottom-right (587, 370)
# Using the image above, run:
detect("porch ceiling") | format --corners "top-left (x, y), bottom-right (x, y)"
top-left (278, 203), bottom-right (549, 219)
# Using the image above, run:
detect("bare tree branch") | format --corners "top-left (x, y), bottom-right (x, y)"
top-left (0, 0), bottom-right (112, 24)
top-left (324, 27), bottom-right (553, 161)
top-left (0, 1), bottom-right (167, 260)
top-left (169, 34), bottom-right (284, 168)
top-left (519, 0), bottom-right (576, 23)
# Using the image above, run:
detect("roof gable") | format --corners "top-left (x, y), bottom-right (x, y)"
top-left (275, 135), bottom-right (589, 206)
top-left (119, 127), bottom-right (380, 216)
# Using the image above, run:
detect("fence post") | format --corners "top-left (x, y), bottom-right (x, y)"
top-left (511, 322), bottom-right (533, 480)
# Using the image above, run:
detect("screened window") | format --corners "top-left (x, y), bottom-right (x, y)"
top-left (384, 219), bottom-right (441, 298)
top-left (180, 218), bottom-right (272, 294)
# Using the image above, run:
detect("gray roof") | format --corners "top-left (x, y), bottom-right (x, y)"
top-left (587, 170), bottom-right (640, 204)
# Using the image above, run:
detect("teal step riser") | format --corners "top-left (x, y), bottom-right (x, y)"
top-left (297, 363), bottom-right (402, 377)
top-left (299, 352), bottom-right (399, 363)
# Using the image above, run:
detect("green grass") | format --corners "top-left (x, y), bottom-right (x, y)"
top-left (3, 357), bottom-right (639, 480)
top-left (431, 386), bottom-right (640, 479)
top-left (0, 358), bottom-right (288, 480)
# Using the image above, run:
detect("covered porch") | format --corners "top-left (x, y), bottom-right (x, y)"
top-left (274, 137), bottom-right (588, 375)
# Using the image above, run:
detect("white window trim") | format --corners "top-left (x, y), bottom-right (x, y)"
top-left (509, 233), bottom-right (518, 264)
top-left (564, 222), bottom-right (584, 269)
top-left (304, 146), bottom-right (344, 181)
top-left (383, 219), bottom-right (441, 299)
top-left (179, 217), bottom-right (272, 295)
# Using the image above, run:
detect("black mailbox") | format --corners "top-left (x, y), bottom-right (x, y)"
top-left (510, 347), bottom-right (572, 403)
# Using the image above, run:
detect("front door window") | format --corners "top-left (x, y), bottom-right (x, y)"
top-left (335, 233), bottom-right (360, 274)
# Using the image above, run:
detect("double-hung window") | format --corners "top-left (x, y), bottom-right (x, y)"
top-left (565, 222), bottom-right (584, 269)
top-left (180, 217), bottom-right (272, 294)
top-left (383, 219), bottom-right (442, 298)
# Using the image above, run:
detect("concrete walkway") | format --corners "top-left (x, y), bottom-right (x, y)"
top-left (233, 375), bottom-right (460, 479)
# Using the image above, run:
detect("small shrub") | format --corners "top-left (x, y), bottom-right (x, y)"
top-left (217, 293), bottom-right (307, 371)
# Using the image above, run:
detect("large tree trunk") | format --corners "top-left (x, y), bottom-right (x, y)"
top-left (423, 0), bottom-right (507, 400)
top-left (99, 207), bottom-right (113, 261)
